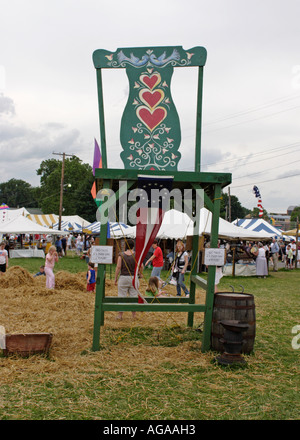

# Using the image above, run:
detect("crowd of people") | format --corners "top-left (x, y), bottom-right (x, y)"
top-left (1, 231), bottom-right (299, 319)
top-left (50, 233), bottom-right (95, 257)
top-left (114, 238), bottom-right (190, 320)
top-left (238, 238), bottom-right (300, 276)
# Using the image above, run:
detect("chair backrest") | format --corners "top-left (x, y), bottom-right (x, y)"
top-left (93, 46), bottom-right (207, 171)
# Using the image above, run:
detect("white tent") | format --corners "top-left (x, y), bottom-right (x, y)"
top-left (156, 209), bottom-right (273, 240)
top-left (199, 210), bottom-right (274, 240)
top-left (0, 215), bottom-right (65, 235)
top-left (156, 210), bottom-right (192, 239)
top-left (0, 208), bottom-right (30, 223)
top-left (72, 210), bottom-right (273, 241)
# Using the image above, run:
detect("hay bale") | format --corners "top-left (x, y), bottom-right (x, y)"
top-left (1, 266), bottom-right (34, 288)
top-left (54, 271), bottom-right (86, 291)
top-left (0, 266), bottom-right (207, 387)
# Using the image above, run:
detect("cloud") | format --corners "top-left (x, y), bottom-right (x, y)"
top-left (0, 96), bottom-right (86, 185)
top-left (1, 0), bottom-right (300, 213)
top-left (0, 94), bottom-right (15, 115)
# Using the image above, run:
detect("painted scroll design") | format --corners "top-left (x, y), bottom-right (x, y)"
top-left (105, 48), bottom-right (195, 68)
top-left (125, 68), bottom-right (179, 170)
top-left (105, 49), bottom-right (195, 170)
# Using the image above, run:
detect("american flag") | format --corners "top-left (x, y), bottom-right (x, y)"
top-left (132, 175), bottom-right (173, 300)
top-left (253, 185), bottom-right (263, 218)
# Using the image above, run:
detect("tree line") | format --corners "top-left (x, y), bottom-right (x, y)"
top-left (1, 155), bottom-right (288, 223)
top-left (0, 156), bottom-right (96, 223)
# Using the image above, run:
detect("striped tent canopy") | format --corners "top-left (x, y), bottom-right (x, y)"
top-left (61, 215), bottom-right (90, 227)
top-left (52, 221), bottom-right (82, 232)
top-left (282, 228), bottom-right (300, 237)
top-left (232, 218), bottom-right (282, 238)
top-left (83, 221), bottom-right (136, 238)
top-left (27, 213), bottom-right (58, 228)
top-left (27, 214), bottom-right (89, 230)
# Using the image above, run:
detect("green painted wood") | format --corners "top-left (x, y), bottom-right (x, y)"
top-left (187, 203), bottom-right (201, 327)
top-left (93, 46), bottom-right (207, 69)
top-left (120, 62), bottom-right (181, 170)
top-left (102, 303), bottom-right (206, 313)
top-left (92, 181), bottom-right (109, 351)
top-left (201, 183), bottom-right (222, 352)
top-left (195, 67), bottom-right (204, 172)
top-left (91, 45), bottom-right (232, 352)
top-left (103, 296), bottom-right (191, 303)
top-left (95, 168), bottom-right (231, 187)
top-left (95, 68), bottom-right (108, 168)
top-left (93, 46), bottom-right (207, 171)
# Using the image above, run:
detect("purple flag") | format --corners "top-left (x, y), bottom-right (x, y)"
top-left (93, 139), bottom-right (102, 176)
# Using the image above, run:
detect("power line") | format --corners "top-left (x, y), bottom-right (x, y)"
top-left (214, 147), bottom-right (300, 173)
top-left (203, 93), bottom-right (300, 127)
top-left (231, 171), bottom-right (300, 189)
top-left (202, 141), bottom-right (300, 168)
top-left (203, 104), bottom-right (300, 133)
top-left (233, 158), bottom-right (300, 180)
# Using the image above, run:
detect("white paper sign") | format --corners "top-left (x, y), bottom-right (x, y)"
top-left (90, 246), bottom-right (113, 264)
top-left (204, 248), bottom-right (225, 266)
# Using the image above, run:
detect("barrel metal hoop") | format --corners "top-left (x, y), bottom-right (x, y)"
top-left (214, 304), bottom-right (255, 310)
top-left (211, 332), bottom-right (255, 340)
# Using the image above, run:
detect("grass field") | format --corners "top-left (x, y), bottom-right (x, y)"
top-left (0, 254), bottom-right (299, 420)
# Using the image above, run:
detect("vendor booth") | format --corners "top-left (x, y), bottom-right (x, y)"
top-left (9, 248), bottom-right (46, 258)
top-left (0, 215), bottom-right (64, 258)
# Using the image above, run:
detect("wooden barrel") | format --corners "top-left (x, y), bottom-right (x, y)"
top-left (211, 292), bottom-right (256, 354)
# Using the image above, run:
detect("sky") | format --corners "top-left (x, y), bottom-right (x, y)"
top-left (1, 0), bottom-right (300, 215)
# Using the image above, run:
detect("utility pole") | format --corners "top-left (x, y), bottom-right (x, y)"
top-left (53, 152), bottom-right (74, 230)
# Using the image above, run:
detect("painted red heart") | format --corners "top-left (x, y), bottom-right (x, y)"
top-left (140, 73), bottom-right (161, 90)
top-left (137, 106), bottom-right (167, 131)
top-left (139, 89), bottom-right (164, 109)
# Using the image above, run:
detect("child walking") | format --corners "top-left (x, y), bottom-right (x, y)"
top-left (287, 245), bottom-right (293, 269)
top-left (86, 262), bottom-right (96, 292)
top-left (45, 245), bottom-right (59, 289)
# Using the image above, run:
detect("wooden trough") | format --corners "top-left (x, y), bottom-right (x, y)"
top-left (2, 333), bottom-right (53, 357)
